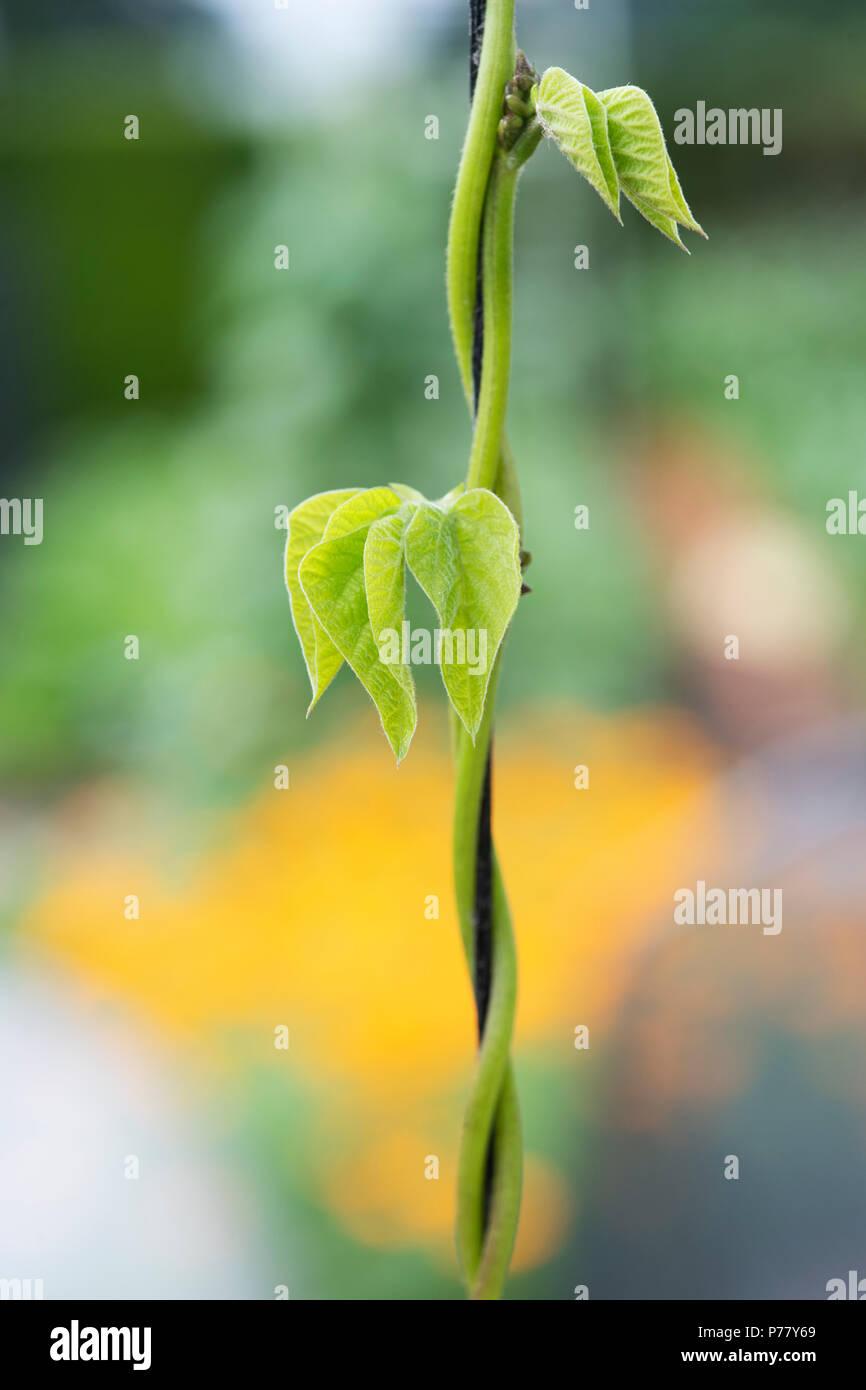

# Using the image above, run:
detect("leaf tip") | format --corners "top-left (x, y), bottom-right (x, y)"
top-left (391, 730), bottom-right (414, 766)
top-left (459, 712), bottom-right (481, 745)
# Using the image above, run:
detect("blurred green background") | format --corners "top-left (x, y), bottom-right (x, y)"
top-left (2, 0), bottom-right (866, 1300)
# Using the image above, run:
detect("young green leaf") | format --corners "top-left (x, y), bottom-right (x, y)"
top-left (364, 509), bottom-right (413, 658)
top-left (596, 84), bottom-right (705, 243)
top-left (321, 486), bottom-right (403, 541)
top-left (625, 190), bottom-right (687, 250)
top-left (404, 488), bottom-right (521, 741)
top-left (388, 482), bottom-right (426, 504)
top-left (285, 488), bottom-right (359, 711)
top-left (298, 487), bottom-right (418, 762)
top-left (665, 152), bottom-right (704, 237)
top-left (534, 68), bottom-right (621, 221)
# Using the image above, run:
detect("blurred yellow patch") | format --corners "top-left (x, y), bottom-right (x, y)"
top-left (21, 703), bottom-right (719, 1273)
top-left (321, 1131), bottom-right (570, 1275)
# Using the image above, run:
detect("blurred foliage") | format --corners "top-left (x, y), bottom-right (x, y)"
top-left (0, 7), bottom-right (247, 464)
top-left (1, 0), bottom-right (864, 796)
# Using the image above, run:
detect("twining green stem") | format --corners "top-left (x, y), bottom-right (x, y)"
top-left (494, 436), bottom-right (523, 533)
top-left (456, 859), bottom-right (522, 1298)
top-left (447, 0), bottom-right (515, 407)
top-left (450, 139), bottom-right (527, 1305)
top-left (453, 660), bottom-right (501, 970)
top-left (453, 656), bottom-right (522, 1299)
top-left (447, 0), bottom-right (543, 1303)
top-left (472, 1054), bottom-right (521, 1299)
top-left (467, 159), bottom-right (517, 491)
top-left (464, 123), bottom-right (541, 500)
top-left (447, 2), bottom-right (524, 528)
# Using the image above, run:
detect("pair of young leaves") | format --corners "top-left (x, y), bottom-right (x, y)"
top-left (286, 69), bottom-right (701, 761)
top-left (286, 485), bottom-right (522, 762)
top-left (534, 68), bottom-right (705, 250)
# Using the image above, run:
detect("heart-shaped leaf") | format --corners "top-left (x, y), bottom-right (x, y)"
top-left (364, 510), bottom-right (412, 650)
top-left (596, 84), bottom-right (705, 242)
top-left (535, 67), bottom-right (621, 220)
top-left (298, 487), bottom-right (418, 761)
top-left (405, 489), bottom-right (521, 740)
top-left (285, 489), bottom-right (359, 711)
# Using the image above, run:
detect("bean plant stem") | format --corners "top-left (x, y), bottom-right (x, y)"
top-left (453, 665), bottom-right (522, 1298)
top-left (447, 0), bottom-right (515, 407)
top-left (467, 160), bottom-right (517, 491)
top-left (448, 0), bottom-right (524, 1301)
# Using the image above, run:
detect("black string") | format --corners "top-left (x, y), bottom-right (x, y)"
top-left (470, 1), bottom-right (486, 418)
top-left (469, 1), bottom-right (485, 96)
top-left (468, 0), bottom-right (494, 1043)
top-left (468, 0), bottom-right (496, 1233)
